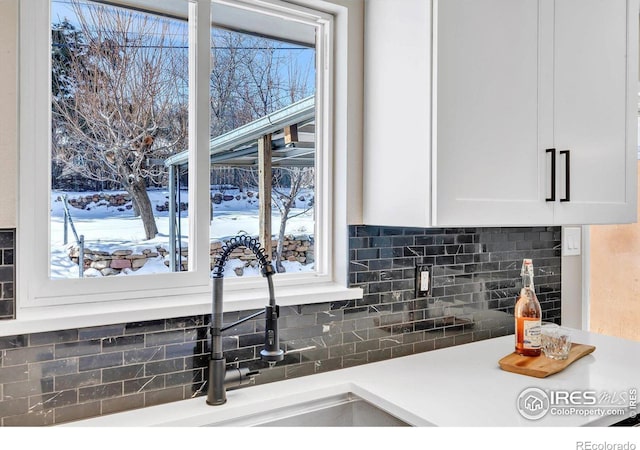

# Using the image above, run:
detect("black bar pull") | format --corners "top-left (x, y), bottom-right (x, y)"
top-left (546, 148), bottom-right (556, 202)
top-left (560, 150), bottom-right (570, 202)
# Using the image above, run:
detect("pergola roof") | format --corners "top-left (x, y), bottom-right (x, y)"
top-left (164, 95), bottom-right (315, 169)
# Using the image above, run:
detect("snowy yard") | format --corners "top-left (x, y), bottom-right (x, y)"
top-left (50, 188), bottom-right (315, 279)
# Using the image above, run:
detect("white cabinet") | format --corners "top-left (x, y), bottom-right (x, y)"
top-left (363, 0), bottom-right (432, 226)
top-left (551, 0), bottom-right (636, 224)
top-left (434, 0), bottom-right (553, 226)
top-left (363, 0), bottom-right (638, 227)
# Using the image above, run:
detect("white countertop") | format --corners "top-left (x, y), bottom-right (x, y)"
top-left (66, 330), bottom-right (639, 427)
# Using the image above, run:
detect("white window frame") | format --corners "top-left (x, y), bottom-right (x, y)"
top-left (11, 0), bottom-right (361, 336)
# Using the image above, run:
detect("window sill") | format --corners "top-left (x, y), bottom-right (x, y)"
top-left (0, 283), bottom-right (363, 338)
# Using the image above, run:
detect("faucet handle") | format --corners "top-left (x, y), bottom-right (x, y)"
top-left (224, 367), bottom-right (260, 390)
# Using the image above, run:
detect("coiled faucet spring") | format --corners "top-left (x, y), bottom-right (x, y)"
top-left (211, 235), bottom-right (270, 278)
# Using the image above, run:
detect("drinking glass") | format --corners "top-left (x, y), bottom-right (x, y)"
top-left (541, 323), bottom-right (572, 360)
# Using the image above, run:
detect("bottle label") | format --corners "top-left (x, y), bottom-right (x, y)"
top-left (516, 317), bottom-right (541, 349)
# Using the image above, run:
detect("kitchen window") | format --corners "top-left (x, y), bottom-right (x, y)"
top-left (15, 0), bottom-right (360, 332)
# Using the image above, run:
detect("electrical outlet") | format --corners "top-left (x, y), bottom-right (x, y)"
top-left (415, 264), bottom-right (432, 297)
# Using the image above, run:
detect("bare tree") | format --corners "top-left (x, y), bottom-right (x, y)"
top-left (240, 38), bottom-right (281, 117)
top-left (210, 31), bottom-right (313, 134)
top-left (285, 56), bottom-right (314, 104)
top-left (272, 168), bottom-right (314, 271)
top-left (52, 1), bottom-right (188, 240)
top-left (210, 31), bottom-right (252, 137)
top-left (247, 167), bottom-right (314, 272)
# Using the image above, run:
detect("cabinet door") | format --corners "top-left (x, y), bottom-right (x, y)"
top-left (552, 0), bottom-right (637, 224)
top-left (434, 0), bottom-right (554, 226)
top-left (363, 0), bottom-right (432, 227)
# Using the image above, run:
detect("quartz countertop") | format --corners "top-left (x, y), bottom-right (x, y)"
top-left (65, 330), bottom-right (639, 427)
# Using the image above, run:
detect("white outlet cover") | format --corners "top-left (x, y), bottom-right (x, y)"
top-left (420, 270), bottom-right (430, 291)
top-left (563, 227), bottom-right (581, 256)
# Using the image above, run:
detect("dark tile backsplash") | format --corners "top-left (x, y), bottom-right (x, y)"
top-left (0, 230), bottom-right (15, 320)
top-left (0, 226), bottom-right (561, 425)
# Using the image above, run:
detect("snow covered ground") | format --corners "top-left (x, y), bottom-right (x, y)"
top-left (50, 188), bottom-right (315, 279)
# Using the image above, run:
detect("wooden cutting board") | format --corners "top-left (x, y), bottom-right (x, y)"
top-left (498, 343), bottom-right (596, 378)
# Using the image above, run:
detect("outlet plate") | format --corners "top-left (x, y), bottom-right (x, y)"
top-left (415, 264), bottom-right (432, 297)
top-left (563, 226), bottom-right (581, 256)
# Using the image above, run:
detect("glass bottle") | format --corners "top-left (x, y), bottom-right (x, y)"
top-left (514, 258), bottom-right (541, 356)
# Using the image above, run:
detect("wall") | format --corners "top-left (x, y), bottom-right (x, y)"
top-left (0, 0), bottom-right (18, 228)
top-left (561, 231), bottom-right (584, 330)
top-left (588, 161), bottom-right (640, 341)
top-left (0, 225), bottom-right (561, 425)
top-left (0, 0), bottom-right (567, 426)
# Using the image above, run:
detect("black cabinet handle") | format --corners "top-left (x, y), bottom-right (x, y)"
top-left (546, 148), bottom-right (556, 202)
top-left (560, 150), bottom-right (570, 202)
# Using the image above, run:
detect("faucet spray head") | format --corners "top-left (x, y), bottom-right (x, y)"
top-left (259, 261), bottom-right (284, 365)
top-left (260, 304), bottom-right (285, 364)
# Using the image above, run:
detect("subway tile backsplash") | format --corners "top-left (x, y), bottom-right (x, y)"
top-left (0, 226), bottom-right (561, 425)
top-left (0, 230), bottom-right (15, 320)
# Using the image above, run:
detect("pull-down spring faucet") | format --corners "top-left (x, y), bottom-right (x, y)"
top-left (206, 235), bottom-right (285, 406)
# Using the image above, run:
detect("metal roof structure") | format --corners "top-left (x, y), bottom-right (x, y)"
top-left (164, 95), bottom-right (315, 169)
top-left (164, 95), bottom-right (316, 272)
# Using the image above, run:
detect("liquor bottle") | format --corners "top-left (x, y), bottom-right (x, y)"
top-left (514, 258), bottom-right (541, 356)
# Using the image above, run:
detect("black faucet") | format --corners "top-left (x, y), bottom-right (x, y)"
top-left (206, 235), bottom-right (285, 406)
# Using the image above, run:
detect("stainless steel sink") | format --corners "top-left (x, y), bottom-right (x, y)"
top-left (209, 392), bottom-right (411, 427)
